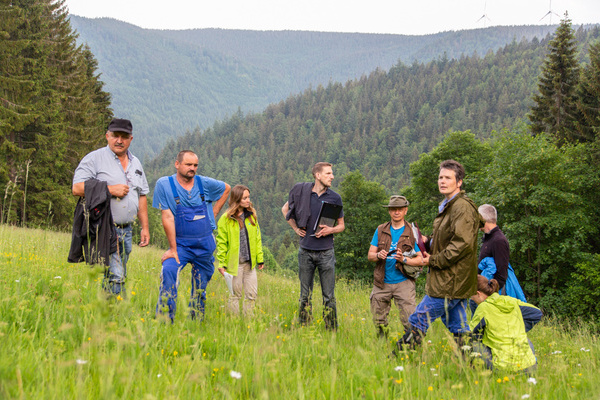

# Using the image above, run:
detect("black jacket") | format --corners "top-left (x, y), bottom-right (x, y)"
top-left (68, 179), bottom-right (117, 266)
top-left (478, 226), bottom-right (509, 290)
top-left (285, 182), bottom-right (314, 229)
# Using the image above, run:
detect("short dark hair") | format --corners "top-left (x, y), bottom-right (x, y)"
top-left (439, 159), bottom-right (465, 184)
top-left (177, 150), bottom-right (197, 162)
top-left (312, 162), bottom-right (332, 178)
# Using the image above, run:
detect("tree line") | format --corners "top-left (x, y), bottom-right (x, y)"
top-left (2, 3), bottom-right (599, 319)
top-left (146, 23), bottom-right (600, 250)
top-left (334, 15), bottom-right (600, 318)
top-left (147, 16), bottom-right (600, 318)
top-left (0, 0), bottom-right (112, 227)
top-left (70, 16), bottom-right (561, 161)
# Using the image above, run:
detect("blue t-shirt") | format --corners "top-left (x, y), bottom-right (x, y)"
top-left (371, 226), bottom-right (420, 284)
top-left (153, 174), bottom-right (226, 230)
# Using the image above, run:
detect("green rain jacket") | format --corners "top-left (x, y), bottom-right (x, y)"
top-left (469, 293), bottom-right (540, 371)
top-left (426, 191), bottom-right (483, 299)
top-left (216, 211), bottom-right (264, 276)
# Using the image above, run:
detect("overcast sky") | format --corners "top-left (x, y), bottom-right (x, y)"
top-left (63, 0), bottom-right (599, 35)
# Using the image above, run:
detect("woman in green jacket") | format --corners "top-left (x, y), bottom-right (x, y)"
top-left (469, 275), bottom-right (542, 373)
top-left (217, 185), bottom-right (264, 316)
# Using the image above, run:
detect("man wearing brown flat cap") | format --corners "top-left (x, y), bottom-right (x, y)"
top-left (367, 195), bottom-right (424, 338)
top-left (70, 118), bottom-right (149, 296)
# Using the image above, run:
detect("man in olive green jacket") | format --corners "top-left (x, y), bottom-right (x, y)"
top-left (397, 160), bottom-right (483, 350)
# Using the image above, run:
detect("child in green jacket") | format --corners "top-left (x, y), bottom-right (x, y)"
top-left (469, 275), bottom-right (542, 373)
top-left (217, 185), bottom-right (264, 316)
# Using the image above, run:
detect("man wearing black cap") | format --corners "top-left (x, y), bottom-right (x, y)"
top-left (367, 195), bottom-right (424, 338)
top-left (71, 118), bottom-right (150, 295)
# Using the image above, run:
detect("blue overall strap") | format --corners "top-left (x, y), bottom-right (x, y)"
top-left (168, 176), bottom-right (180, 205)
top-left (194, 176), bottom-right (206, 202)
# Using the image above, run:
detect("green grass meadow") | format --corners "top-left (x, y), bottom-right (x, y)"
top-left (0, 225), bottom-right (598, 399)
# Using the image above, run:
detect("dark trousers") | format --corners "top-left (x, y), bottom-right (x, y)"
top-left (297, 248), bottom-right (337, 329)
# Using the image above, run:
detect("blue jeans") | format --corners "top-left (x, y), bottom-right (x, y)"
top-left (298, 247), bottom-right (337, 329)
top-left (156, 244), bottom-right (215, 322)
top-left (408, 295), bottom-right (469, 334)
top-left (103, 225), bottom-right (133, 295)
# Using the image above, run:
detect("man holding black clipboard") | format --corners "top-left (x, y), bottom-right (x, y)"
top-left (282, 162), bottom-right (345, 330)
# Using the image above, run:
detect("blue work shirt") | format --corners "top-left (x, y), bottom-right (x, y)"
top-left (299, 188), bottom-right (344, 251)
top-left (153, 174), bottom-right (226, 230)
top-left (371, 226), bottom-right (421, 284)
top-left (73, 146), bottom-right (149, 225)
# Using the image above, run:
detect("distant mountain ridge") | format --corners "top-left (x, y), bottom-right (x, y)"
top-left (69, 16), bottom-right (567, 160)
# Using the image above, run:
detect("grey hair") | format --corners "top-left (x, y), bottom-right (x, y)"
top-left (478, 204), bottom-right (497, 224)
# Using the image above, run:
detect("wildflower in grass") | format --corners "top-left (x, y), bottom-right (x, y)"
top-left (131, 291), bottom-right (136, 296)
top-left (395, 379), bottom-right (403, 384)
top-left (475, 381), bottom-right (479, 385)
top-left (580, 348), bottom-right (590, 352)
top-left (87, 337), bottom-right (91, 341)
top-left (521, 395), bottom-right (530, 399)
top-left (394, 366), bottom-right (404, 372)
top-left (116, 295), bottom-right (123, 301)
top-left (496, 378), bottom-right (502, 383)
top-left (503, 376), bottom-right (509, 382)
top-left (54, 276), bottom-right (61, 279)
top-left (76, 359), bottom-right (88, 365)
top-left (173, 351), bottom-right (178, 356)
top-left (230, 370), bottom-right (242, 379)
top-left (427, 386), bottom-right (433, 391)
top-left (157, 374), bottom-right (162, 378)
top-left (550, 350), bottom-right (562, 355)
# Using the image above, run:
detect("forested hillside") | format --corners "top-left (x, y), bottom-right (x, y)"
top-left (0, 0), bottom-right (112, 228)
top-left (69, 16), bottom-right (567, 160)
top-left (149, 19), bottom-right (600, 316)
top-left (145, 26), bottom-right (600, 248)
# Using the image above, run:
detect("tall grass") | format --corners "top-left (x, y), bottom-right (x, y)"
top-left (0, 225), bottom-right (597, 399)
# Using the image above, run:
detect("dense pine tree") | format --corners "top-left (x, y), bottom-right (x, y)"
top-left (0, 0), bottom-right (112, 226)
top-left (529, 14), bottom-right (581, 142)
top-left (576, 39), bottom-right (600, 142)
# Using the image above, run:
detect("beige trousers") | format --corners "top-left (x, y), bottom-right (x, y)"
top-left (370, 279), bottom-right (416, 331)
top-left (228, 262), bottom-right (258, 316)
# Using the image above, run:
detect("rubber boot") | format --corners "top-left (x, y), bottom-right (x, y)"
top-left (377, 324), bottom-right (388, 339)
top-left (393, 327), bottom-right (424, 355)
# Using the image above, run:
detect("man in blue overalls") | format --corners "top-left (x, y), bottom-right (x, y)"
top-left (153, 150), bottom-right (230, 322)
